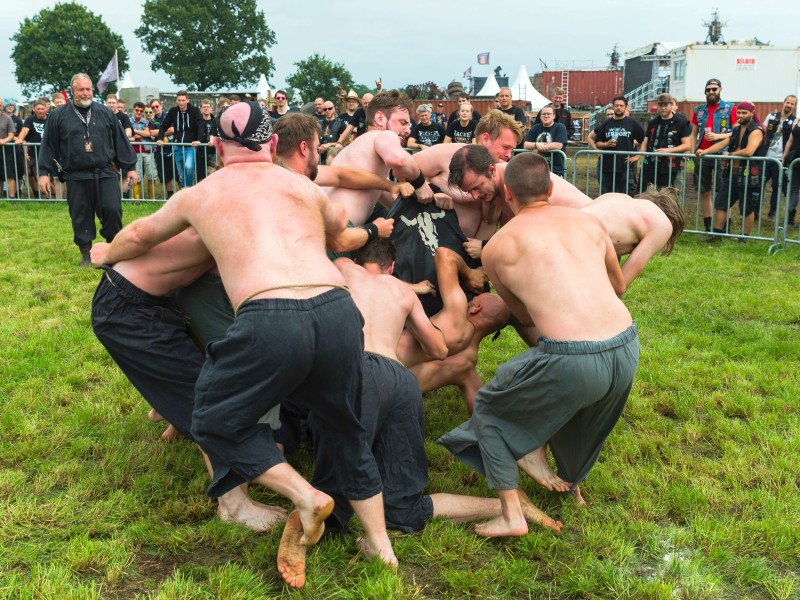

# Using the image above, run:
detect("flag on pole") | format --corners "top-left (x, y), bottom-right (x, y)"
top-left (97, 51), bottom-right (118, 93)
top-left (477, 52), bottom-right (490, 65)
top-left (463, 66), bottom-right (472, 78)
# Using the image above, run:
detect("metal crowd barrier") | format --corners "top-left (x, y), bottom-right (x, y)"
top-left (571, 148), bottom-right (787, 252)
top-left (2, 142), bottom-right (217, 203)
top-left (512, 148), bottom-right (570, 178)
top-left (774, 156), bottom-right (800, 253)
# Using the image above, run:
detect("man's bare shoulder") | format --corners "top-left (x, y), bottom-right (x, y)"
top-left (414, 143), bottom-right (460, 170)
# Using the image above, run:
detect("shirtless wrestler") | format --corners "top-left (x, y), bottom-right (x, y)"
top-left (581, 187), bottom-right (685, 287)
top-left (90, 231), bottom-right (287, 532)
top-left (333, 239), bottom-right (560, 534)
top-left (396, 247), bottom-right (509, 413)
top-left (273, 113), bottom-right (414, 246)
top-left (92, 101), bottom-right (396, 588)
top-left (326, 90), bottom-right (434, 226)
top-left (439, 153), bottom-right (639, 537)
top-left (443, 144), bottom-right (593, 259)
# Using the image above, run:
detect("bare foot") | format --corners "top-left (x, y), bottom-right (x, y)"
top-left (516, 490), bottom-right (562, 534)
top-left (218, 490), bottom-right (288, 533)
top-left (297, 492), bottom-right (334, 546)
top-left (474, 514), bottom-right (528, 538)
top-left (161, 424), bottom-right (181, 441)
top-left (574, 486), bottom-right (587, 507)
top-left (277, 511), bottom-right (306, 589)
top-left (356, 537), bottom-right (399, 567)
top-left (517, 446), bottom-right (572, 492)
top-left (148, 408), bottom-right (163, 422)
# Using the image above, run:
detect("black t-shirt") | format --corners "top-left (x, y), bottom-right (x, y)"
top-left (389, 198), bottom-right (480, 316)
top-left (524, 122), bottom-right (568, 174)
top-left (199, 117), bottom-right (218, 153)
top-left (115, 112), bottom-right (132, 132)
top-left (410, 122), bottom-right (446, 146)
top-left (320, 117), bottom-right (347, 145)
top-left (593, 116), bottom-right (645, 173)
top-left (347, 107), bottom-right (368, 137)
top-left (22, 116), bottom-right (47, 144)
top-left (445, 119), bottom-right (478, 144)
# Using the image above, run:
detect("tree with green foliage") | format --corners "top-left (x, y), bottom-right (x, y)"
top-left (286, 54), bottom-right (355, 104)
top-left (11, 2), bottom-right (129, 98)
top-left (135, 0), bottom-right (276, 91)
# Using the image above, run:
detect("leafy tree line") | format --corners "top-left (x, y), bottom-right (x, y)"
top-left (10, 1), bottom-right (381, 104)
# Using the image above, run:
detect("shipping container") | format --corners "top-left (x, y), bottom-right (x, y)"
top-left (533, 70), bottom-right (623, 108)
top-left (669, 44), bottom-right (800, 103)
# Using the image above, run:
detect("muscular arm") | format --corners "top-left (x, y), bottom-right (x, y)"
top-left (316, 165), bottom-right (413, 197)
top-left (618, 224), bottom-right (670, 287)
top-left (732, 129), bottom-right (764, 157)
top-left (587, 130), bottom-right (599, 150)
top-left (404, 289), bottom-right (447, 361)
top-left (373, 132), bottom-right (433, 201)
top-left (604, 234), bottom-right (626, 296)
top-left (98, 193), bottom-right (193, 265)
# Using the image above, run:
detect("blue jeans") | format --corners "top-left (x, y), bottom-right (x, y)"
top-left (172, 145), bottom-right (195, 187)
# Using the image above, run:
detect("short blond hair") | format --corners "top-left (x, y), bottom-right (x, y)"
top-left (475, 109), bottom-right (523, 144)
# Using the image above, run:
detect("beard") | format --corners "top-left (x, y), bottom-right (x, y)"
top-left (307, 152), bottom-right (318, 181)
top-left (75, 98), bottom-right (92, 108)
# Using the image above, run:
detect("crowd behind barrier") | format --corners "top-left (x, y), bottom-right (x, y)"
top-left (5, 139), bottom-right (798, 254)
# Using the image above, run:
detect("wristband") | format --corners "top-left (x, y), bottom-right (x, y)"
top-left (362, 223), bottom-right (378, 243)
top-left (410, 171), bottom-right (426, 190)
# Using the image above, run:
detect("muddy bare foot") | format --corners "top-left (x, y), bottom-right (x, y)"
top-left (574, 486), bottom-right (587, 507)
top-left (161, 424), bottom-right (181, 441)
top-left (218, 490), bottom-right (288, 533)
top-left (517, 446), bottom-right (572, 492)
top-left (298, 492), bottom-right (334, 546)
top-left (474, 514), bottom-right (528, 538)
top-left (356, 537), bottom-right (398, 568)
top-left (148, 409), bottom-right (163, 422)
top-left (516, 490), bottom-right (562, 534)
top-left (277, 511), bottom-right (306, 589)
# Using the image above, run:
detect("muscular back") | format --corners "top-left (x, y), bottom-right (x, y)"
top-left (485, 204), bottom-right (631, 341)
top-left (169, 162), bottom-right (346, 309)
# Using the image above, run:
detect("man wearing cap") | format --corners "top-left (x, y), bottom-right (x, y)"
top-left (337, 91), bottom-right (373, 145)
top-left (762, 95), bottom-right (796, 219)
top-left (640, 93), bottom-right (693, 190)
top-left (93, 101), bottom-right (397, 588)
top-left (698, 101), bottom-right (764, 241)
top-left (691, 78), bottom-right (737, 232)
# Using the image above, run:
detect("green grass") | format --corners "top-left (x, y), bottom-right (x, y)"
top-left (2, 201), bottom-right (800, 599)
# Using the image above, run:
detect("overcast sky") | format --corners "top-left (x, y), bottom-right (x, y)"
top-left (1, 0), bottom-right (797, 102)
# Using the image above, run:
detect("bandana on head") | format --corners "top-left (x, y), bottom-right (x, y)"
top-left (217, 100), bottom-right (272, 151)
top-left (737, 101), bottom-right (756, 113)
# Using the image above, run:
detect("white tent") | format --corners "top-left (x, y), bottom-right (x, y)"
top-left (257, 74), bottom-right (270, 100)
top-left (119, 72), bottom-right (135, 89)
top-left (509, 65), bottom-right (550, 109)
top-left (474, 72), bottom-right (501, 98)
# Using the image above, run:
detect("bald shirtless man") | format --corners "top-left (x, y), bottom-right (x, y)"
top-left (396, 247), bottom-right (509, 413)
top-left (439, 153), bottom-right (639, 537)
top-left (92, 101), bottom-right (395, 589)
top-left (332, 239), bottom-right (560, 534)
top-left (582, 187), bottom-right (684, 287)
top-left (326, 90), bottom-right (434, 226)
top-left (90, 231), bottom-right (287, 532)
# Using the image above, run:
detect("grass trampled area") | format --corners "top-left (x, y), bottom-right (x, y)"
top-left (1, 201), bottom-right (799, 599)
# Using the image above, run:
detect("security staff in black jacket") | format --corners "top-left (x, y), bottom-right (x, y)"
top-left (39, 73), bottom-right (137, 267)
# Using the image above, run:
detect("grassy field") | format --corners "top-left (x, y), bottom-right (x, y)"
top-left (1, 201), bottom-right (799, 599)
